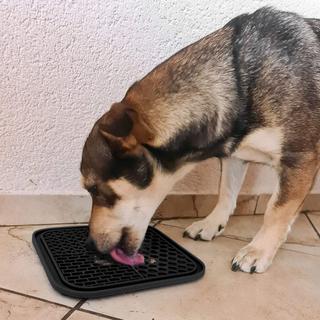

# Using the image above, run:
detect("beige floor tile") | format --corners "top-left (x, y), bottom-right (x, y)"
top-left (308, 214), bottom-right (320, 235)
top-left (0, 195), bottom-right (91, 225)
top-left (281, 243), bottom-right (320, 256)
top-left (160, 215), bottom-right (320, 255)
top-left (0, 225), bottom-right (79, 307)
top-left (161, 215), bottom-right (319, 242)
top-left (82, 224), bottom-right (320, 320)
top-left (68, 310), bottom-right (106, 319)
top-left (0, 289), bottom-right (69, 320)
top-left (223, 215), bottom-right (319, 245)
top-left (223, 215), bottom-right (320, 256)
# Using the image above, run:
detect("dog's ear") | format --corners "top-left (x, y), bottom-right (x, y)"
top-left (98, 102), bottom-right (154, 155)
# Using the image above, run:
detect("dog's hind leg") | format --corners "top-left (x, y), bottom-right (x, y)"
top-left (184, 157), bottom-right (248, 241)
top-left (232, 152), bottom-right (318, 273)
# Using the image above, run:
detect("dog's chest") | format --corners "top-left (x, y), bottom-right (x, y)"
top-left (231, 127), bottom-right (283, 166)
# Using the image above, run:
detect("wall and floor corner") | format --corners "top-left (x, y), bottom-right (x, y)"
top-left (1, 1), bottom-right (320, 223)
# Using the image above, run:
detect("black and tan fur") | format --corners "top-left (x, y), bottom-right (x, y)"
top-left (81, 7), bottom-right (320, 273)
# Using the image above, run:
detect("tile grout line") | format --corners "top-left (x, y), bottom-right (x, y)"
top-left (61, 299), bottom-right (87, 320)
top-left (192, 195), bottom-right (200, 218)
top-left (253, 195), bottom-right (260, 215)
top-left (279, 246), bottom-right (320, 257)
top-left (78, 308), bottom-right (126, 320)
top-left (305, 213), bottom-right (320, 239)
top-left (0, 286), bottom-right (73, 309)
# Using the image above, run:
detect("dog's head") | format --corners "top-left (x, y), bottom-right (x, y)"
top-left (81, 102), bottom-right (178, 256)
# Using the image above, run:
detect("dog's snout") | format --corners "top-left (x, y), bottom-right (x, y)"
top-left (119, 227), bottom-right (140, 256)
top-left (85, 236), bottom-right (98, 252)
top-left (85, 226), bottom-right (142, 255)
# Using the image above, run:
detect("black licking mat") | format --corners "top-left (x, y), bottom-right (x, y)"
top-left (32, 226), bottom-right (205, 298)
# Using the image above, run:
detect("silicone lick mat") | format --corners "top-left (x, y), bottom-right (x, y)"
top-left (32, 226), bottom-right (205, 298)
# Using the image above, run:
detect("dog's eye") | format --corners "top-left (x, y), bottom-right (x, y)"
top-left (88, 185), bottom-right (98, 196)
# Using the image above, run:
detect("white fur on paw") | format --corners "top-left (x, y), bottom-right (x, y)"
top-left (231, 245), bottom-right (273, 273)
top-left (183, 218), bottom-right (225, 241)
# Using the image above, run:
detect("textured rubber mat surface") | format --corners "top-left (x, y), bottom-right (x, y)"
top-left (33, 226), bottom-right (205, 298)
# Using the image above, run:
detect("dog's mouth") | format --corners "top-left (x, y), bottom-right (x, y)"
top-left (109, 248), bottom-right (144, 266)
top-left (87, 234), bottom-right (145, 266)
top-left (92, 247), bottom-right (145, 266)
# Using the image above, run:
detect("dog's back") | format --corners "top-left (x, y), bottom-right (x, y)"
top-left (124, 8), bottom-right (320, 165)
top-left (307, 18), bottom-right (320, 41)
top-left (223, 8), bottom-right (320, 157)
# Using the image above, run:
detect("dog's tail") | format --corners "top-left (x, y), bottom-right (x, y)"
top-left (305, 18), bottom-right (320, 42)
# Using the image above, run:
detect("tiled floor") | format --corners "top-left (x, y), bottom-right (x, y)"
top-left (1, 214), bottom-right (320, 320)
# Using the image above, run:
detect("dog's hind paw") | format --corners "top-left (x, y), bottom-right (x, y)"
top-left (183, 218), bottom-right (225, 241)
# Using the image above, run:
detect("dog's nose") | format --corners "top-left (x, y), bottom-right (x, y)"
top-left (85, 236), bottom-right (98, 252)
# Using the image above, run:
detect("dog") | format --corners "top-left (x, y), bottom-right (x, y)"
top-left (81, 7), bottom-right (320, 273)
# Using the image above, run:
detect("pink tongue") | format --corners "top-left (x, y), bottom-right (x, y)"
top-left (110, 248), bottom-right (144, 266)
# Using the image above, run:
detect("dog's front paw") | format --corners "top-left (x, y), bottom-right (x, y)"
top-left (231, 244), bottom-right (273, 273)
top-left (183, 218), bottom-right (226, 241)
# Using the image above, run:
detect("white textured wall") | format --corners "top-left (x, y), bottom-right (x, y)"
top-left (1, 0), bottom-right (320, 195)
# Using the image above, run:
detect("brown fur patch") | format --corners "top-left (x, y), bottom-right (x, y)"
top-left (123, 27), bottom-right (235, 147)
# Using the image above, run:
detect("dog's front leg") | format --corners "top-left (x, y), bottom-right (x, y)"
top-left (184, 157), bottom-right (248, 240)
top-left (232, 154), bottom-right (318, 273)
